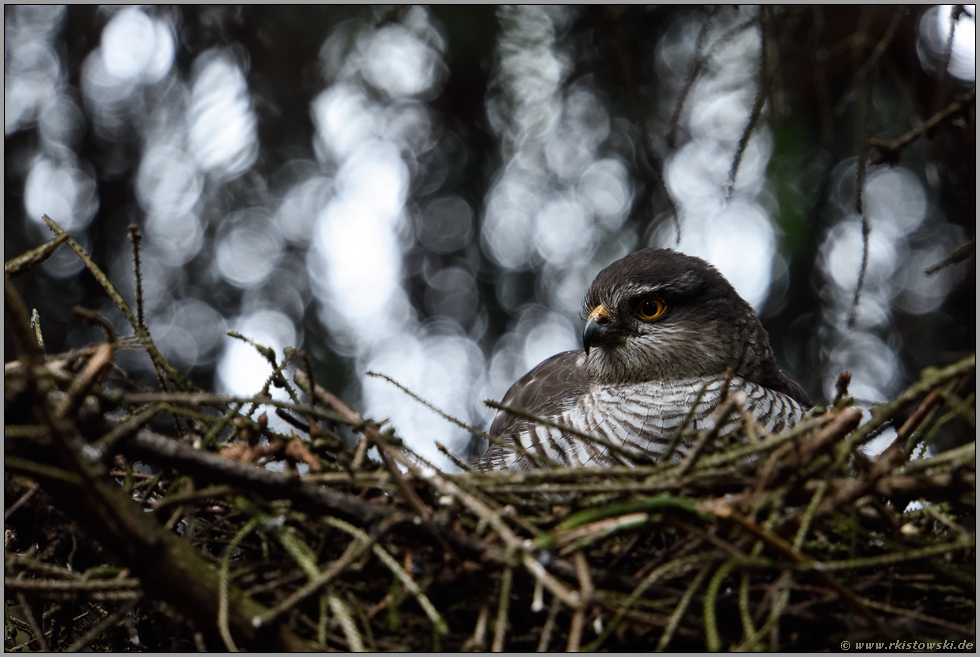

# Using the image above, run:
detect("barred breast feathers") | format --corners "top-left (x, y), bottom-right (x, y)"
top-left (484, 374), bottom-right (807, 471)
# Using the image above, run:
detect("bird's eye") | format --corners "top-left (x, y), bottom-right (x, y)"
top-left (634, 297), bottom-right (667, 321)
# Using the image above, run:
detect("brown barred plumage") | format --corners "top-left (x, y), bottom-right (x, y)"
top-left (480, 248), bottom-right (811, 471)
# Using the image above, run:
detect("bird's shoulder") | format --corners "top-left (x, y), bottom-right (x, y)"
top-left (490, 350), bottom-right (591, 437)
top-left (751, 360), bottom-right (812, 408)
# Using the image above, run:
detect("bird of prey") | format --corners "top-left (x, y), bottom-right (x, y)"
top-left (480, 248), bottom-right (811, 471)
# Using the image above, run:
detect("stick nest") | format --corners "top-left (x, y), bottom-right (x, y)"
top-left (5, 218), bottom-right (976, 651)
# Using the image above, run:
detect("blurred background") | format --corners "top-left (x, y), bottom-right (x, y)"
top-left (5, 5), bottom-right (975, 469)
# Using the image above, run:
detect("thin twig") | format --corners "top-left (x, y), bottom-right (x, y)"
top-left (601, 6), bottom-right (681, 240)
top-left (675, 399), bottom-right (738, 476)
top-left (31, 308), bottom-right (45, 351)
top-left (537, 597), bottom-right (562, 652)
top-left (40, 215), bottom-right (198, 394)
top-left (327, 591), bottom-right (365, 652)
top-left (15, 592), bottom-right (50, 652)
top-left (565, 551), bottom-right (594, 652)
top-left (834, 6), bottom-right (908, 116)
top-left (924, 240), bottom-right (975, 276)
top-left (661, 382), bottom-right (707, 461)
top-left (367, 371), bottom-right (485, 437)
top-left (4, 481), bottom-right (39, 520)
top-left (65, 598), bottom-right (141, 652)
top-left (797, 534), bottom-right (975, 571)
top-left (658, 562), bottom-right (711, 651)
top-left (584, 552), bottom-right (723, 651)
top-left (254, 515), bottom-right (389, 631)
top-left (4, 232), bottom-right (70, 277)
top-left (491, 563), bottom-right (513, 652)
top-left (869, 89), bottom-right (976, 163)
top-left (461, 604), bottom-right (490, 652)
top-left (218, 517), bottom-right (262, 652)
top-left (127, 225), bottom-right (146, 332)
top-left (665, 6), bottom-right (723, 148)
top-left (725, 8), bottom-right (772, 201)
top-left (734, 571), bottom-right (793, 651)
top-left (666, 12), bottom-right (762, 149)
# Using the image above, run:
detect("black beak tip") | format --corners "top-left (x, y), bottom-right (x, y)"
top-left (582, 317), bottom-right (608, 356)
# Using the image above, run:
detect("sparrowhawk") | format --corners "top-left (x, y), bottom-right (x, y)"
top-left (480, 248), bottom-right (811, 471)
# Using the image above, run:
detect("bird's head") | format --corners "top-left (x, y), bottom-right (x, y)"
top-left (581, 248), bottom-right (776, 386)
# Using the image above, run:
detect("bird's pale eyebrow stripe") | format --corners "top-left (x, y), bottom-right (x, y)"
top-left (619, 282), bottom-right (666, 299)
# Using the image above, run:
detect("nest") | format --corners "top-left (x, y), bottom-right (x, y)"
top-left (5, 217), bottom-right (976, 651)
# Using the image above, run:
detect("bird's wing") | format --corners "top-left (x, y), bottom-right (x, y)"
top-left (483, 350), bottom-right (590, 465)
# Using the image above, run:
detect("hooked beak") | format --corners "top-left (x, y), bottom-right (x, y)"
top-left (583, 304), bottom-right (613, 355)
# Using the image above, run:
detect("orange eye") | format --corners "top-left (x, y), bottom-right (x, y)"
top-left (634, 297), bottom-right (667, 321)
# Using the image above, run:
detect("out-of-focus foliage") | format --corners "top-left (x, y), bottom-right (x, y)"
top-left (5, 5), bottom-right (975, 467)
